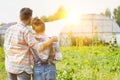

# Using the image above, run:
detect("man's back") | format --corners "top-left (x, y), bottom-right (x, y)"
top-left (4, 22), bottom-right (33, 74)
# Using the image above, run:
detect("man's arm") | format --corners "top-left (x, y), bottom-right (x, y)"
top-left (42, 36), bottom-right (58, 50)
top-left (24, 30), bottom-right (58, 52)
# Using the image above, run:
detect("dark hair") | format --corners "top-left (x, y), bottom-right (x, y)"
top-left (32, 17), bottom-right (45, 32)
top-left (20, 8), bottom-right (32, 20)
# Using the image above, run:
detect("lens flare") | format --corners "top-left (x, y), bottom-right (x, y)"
top-left (66, 9), bottom-right (80, 24)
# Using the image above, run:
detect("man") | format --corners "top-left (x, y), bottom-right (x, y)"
top-left (4, 8), bottom-right (58, 80)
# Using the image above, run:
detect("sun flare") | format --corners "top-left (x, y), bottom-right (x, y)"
top-left (66, 9), bottom-right (80, 24)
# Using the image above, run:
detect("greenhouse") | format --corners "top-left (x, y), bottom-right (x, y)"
top-left (45, 14), bottom-right (120, 46)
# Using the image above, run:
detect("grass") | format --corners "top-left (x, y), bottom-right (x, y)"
top-left (56, 46), bottom-right (120, 80)
top-left (0, 47), bottom-right (6, 80)
top-left (1, 46), bottom-right (120, 80)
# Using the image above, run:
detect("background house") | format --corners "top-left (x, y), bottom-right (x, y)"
top-left (0, 22), bottom-right (17, 46)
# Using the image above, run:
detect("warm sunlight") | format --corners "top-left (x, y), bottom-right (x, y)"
top-left (66, 9), bottom-right (80, 24)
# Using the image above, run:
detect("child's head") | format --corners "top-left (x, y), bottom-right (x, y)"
top-left (31, 17), bottom-right (45, 34)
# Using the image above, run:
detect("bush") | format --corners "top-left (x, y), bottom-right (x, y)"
top-left (0, 47), bottom-right (6, 80)
top-left (0, 36), bottom-right (4, 47)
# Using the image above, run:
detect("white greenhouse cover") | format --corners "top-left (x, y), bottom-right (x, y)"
top-left (40, 14), bottom-right (120, 45)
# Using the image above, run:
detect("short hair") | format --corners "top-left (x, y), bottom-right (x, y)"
top-left (32, 17), bottom-right (45, 32)
top-left (20, 8), bottom-right (32, 20)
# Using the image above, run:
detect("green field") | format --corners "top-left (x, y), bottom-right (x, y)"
top-left (1, 46), bottom-right (120, 80)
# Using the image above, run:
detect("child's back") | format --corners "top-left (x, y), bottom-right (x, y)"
top-left (35, 35), bottom-right (62, 63)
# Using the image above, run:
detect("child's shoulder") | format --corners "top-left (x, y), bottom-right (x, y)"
top-left (35, 34), bottom-right (50, 41)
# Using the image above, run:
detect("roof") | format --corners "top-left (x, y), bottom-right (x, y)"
top-left (0, 22), bottom-right (17, 35)
top-left (61, 14), bottom-right (120, 34)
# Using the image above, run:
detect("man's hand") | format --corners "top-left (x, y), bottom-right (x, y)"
top-left (51, 36), bottom-right (58, 42)
top-left (42, 36), bottom-right (58, 50)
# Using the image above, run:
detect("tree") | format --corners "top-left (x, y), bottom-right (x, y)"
top-left (40, 16), bottom-right (48, 22)
top-left (100, 8), bottom-right (111, 18)
top-left (40, 6), bottom-right (68, 22)
top-left (47, 15), bottom-right (55, 22)
top-left (105, 8), bottom-right (111, 18)
top-left (113, 6), bottom-right (120, 27)
top-left (54, 6), bottom-right (67, 20)
top-left (100, 13), bottom-right (105, 16)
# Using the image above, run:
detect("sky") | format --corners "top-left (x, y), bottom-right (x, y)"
top-left (0, 0), bottom-right (120, 23)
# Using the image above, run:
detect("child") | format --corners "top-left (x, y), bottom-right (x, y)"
top-left (31, 17), bottom-right (62, 80)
